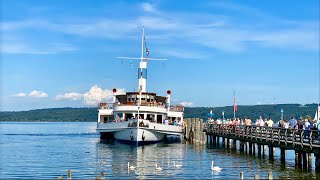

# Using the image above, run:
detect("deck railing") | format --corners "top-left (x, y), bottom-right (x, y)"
top-left (205, 124), bottom-right (320, 148)
top-left (99, 102), bottom-right (183, 112)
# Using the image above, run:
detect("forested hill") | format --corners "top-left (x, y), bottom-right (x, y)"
top-left (0, 104), bottom-right (318, 122)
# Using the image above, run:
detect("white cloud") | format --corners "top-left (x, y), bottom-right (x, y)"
top-left (1, 42), bottom-right (77, 54)
top-left (12, 91), bottom-right (48, 98)
top-left (29, 90), bottom-right (48, 98)
top-left (55, 93), bottom-right (83, 100)
top-left (13, 93), bottom-right (27, 97)
top-left (83, 85), bottom-right (125, 105)
top-left (1, 1), bottom-right (318, 55)
top-left (180, 102), bottom-right (193, 107)
top-left (141, 3), bottom-right (159, 13)
top-left (55, 85), bottom-right (126, 105)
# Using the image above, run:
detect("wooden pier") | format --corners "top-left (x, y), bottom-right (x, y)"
top-left (204, 124), bottom-right (320, 172)
top-left (183, 118), bottom-right (206, 145)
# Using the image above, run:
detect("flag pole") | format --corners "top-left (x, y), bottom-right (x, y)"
top-left (233, 90), bottom-right (236, 120)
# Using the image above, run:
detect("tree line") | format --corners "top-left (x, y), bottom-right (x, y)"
top-left (0, 104), bottom-right (318, 122)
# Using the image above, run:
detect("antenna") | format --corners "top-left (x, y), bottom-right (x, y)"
top-left (116, 27), bottom-right (167, 93)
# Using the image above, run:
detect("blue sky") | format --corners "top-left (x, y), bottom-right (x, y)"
top-left (1, 0), bottom-right (319, 111)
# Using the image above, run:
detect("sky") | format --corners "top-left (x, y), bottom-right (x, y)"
top-left (1, 0), bottom-right (319, 111)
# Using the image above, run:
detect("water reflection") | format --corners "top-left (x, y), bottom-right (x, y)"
top-left (96, 139), bottom-right (190, 179)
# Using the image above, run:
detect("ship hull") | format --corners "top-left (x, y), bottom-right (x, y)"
top-left (100, 128), bottom-right (166, 145)
top-left (98, 120), bottom-right (181, 145)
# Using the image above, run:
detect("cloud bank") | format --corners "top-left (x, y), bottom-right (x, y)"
top-left (180, 102), bottom-right (194, 107)
top-left (55, 85), bottom-right (126, 105)
top-left (13, 90), bottom-right (48, 98)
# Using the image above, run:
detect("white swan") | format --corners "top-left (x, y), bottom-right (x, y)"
top-left (155, 164), bottom-right (162, 171)
top-left (128, 162), bottom-right (135, 170)
top-left (211, 161), bottom-right (222, 171)
top-left (173, 161), bottom-right (182, 168)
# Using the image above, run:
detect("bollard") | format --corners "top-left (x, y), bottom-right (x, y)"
top-left (240, 172), bottom-right (244, 179)
top-left (268, 172), bottom-right (273, 180)
top-left (254, 174), bottom-right (260, 180)
top-left (101, 172), bottom-right (105, 180)
top-left (58, 176), bottom-right (63, 180)
top-left (67, 170), bottom-right (71, 180)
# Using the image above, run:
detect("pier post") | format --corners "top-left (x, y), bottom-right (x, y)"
top-left (315, 153), bottom-right (320, 172)
top-left (240, 172), bottom-right (244, 180)
top-left (249, 142), bottom-right (253, 155)
top-left (252, 143), bottom-right (256, 156)
top-left (202, 132), bottom-right (206, 145)
top-left (268, 172), bottom-right (273, 180)
top-left (226, 138), bottom-right (230, 149)
top-left (233, 139), bottom-right (237, 150)
top-left (269, 146), bottom-right (274, 160)
top-left (191, 118), bottom-right (194, 141)
top-left (217, 136), bottom-right (220, 145)
top-left (308, 153), bottom-right (312, 171)
top-left (280, 148), bottom-right (285, 163)
top-left (100, 172), bottom-right (105, 180)
top-left (295, 151), bottom-right (299, 168)
top-left (257, 144), bottom-right (261, 157)
top-left (296, 151), bottom-right (302, 169)
top-left (302, 152), bottom-right (307, 170)
top-left (244, 142), bottom-right (248, 154)
top-left (185, 118), bottom-right (191, 140)
top-left (67, 170), bottom-right (71, 180)
top-left (240, 141), bottom-right (245, 153)
top-left (263, 145), bottom-right (266, 158)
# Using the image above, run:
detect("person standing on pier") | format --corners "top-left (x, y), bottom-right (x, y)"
top-left (289, 117), bottom-right (297, 129)
top-left (245, 117), bottom-right (252, 126)
top-left (267, 118), bottom-right (274, 127)
top-left (278, 119), bottom-right (284, 128)
top-left (297, 118), bottom-right (305, 129)
top-left (283, 120), bottom-right (289, 129)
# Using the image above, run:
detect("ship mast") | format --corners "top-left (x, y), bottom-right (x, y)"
top-left (138, 27), bottom-right (147, 92)
top-left (117, 26), bottom-right (167, 93)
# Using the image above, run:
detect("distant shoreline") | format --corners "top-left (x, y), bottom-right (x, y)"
top-left (0, 103), bottom-right (318, 122)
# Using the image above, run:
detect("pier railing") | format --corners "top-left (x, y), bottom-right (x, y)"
top-left (206, 124), bottom-right (320, 151)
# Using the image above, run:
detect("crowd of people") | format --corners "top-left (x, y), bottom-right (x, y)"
top-left (206, 116), bottom-right (320, 131)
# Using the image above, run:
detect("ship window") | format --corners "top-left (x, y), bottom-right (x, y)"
top-left (128, 98), bottom-right (131, 102)
top-left (157, 115), bottom-right (162, 123)
top-left (126, 113), bottom-right (133, 120)
top-left (138, 114), bottom-right (144, 119)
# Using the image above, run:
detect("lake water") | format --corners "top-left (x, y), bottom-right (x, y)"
top-left (0, 122), bottom-right (318, 179)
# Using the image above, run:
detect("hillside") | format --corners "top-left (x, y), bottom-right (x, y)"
top-left (0, 104), bottom-right (318, 122)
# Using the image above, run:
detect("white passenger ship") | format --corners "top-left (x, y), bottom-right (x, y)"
top-left (96, 27), bottom-right (184, 145)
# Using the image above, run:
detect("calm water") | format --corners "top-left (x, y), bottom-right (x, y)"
top-left (0, 122), bottom-right (318, 179)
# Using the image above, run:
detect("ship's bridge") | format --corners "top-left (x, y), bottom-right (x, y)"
top-left (116, 92), bottom-right (167, 107)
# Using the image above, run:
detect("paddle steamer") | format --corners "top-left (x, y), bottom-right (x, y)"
top-left (96, 27), bottom-right (184, 144)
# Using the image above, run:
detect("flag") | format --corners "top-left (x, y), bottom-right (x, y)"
top-left (144, 35), bottom-right (149, 59)
top-left (146, 48), bottom-right (149, 58)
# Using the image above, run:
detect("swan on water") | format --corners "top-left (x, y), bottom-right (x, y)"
top-left (155, 164), bottom-right (162, 171)
top-left (211, 161), bottom-right (222, 171)
top-left (173, 161), bottom-right (182, 168)
top-left (128, 162), bottom-right (136, 170)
